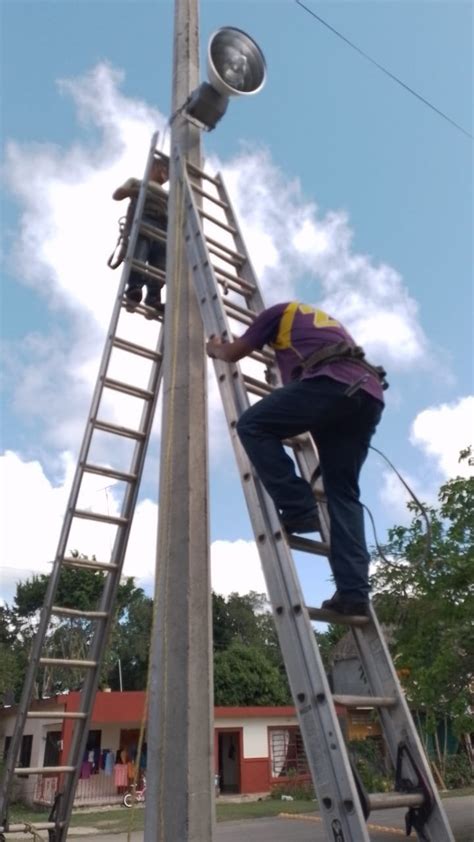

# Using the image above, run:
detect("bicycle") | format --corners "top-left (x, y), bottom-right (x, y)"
top-left (123, 775), bottom-right (146, 807)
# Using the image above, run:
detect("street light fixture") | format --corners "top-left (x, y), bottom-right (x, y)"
top-left (185, 27), bottom-right (267, 130)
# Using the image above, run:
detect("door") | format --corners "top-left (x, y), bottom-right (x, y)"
top-left (217, 730), bottom-right (241, 794)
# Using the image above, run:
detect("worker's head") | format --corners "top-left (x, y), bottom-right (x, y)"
top-left (151, 157), bottom-right (169, 185)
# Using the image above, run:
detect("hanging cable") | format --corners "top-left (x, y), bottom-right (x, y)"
top-left (369, 444), bottom-right (433, 564)
top-left (295, 0), bottom-right (473, 140)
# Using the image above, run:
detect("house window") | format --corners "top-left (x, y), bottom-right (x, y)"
top-left (269, 727), bottom-right (308, 779)
top-left (3, 735), bottom-right (33, 770)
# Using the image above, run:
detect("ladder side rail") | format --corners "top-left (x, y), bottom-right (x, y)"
top-left (120, 131), bottom-right (164, 301)
top-left (351, 610), bottom-right (455, 841)
top-left (185, 161), bottom-right (454, 841)
top-left (0, 557), bottom-right (69, 822)
top-left (0, 133), bottom-right (162, 832)
top-left (292, 438), bottom-right (331, 544)
top-left (182, 186), bottom-right (371, 840)
top-left (53, 333), bottom-right (166, 840)
top-left (214, 173), bottom-right (265, 312)
top-left (213, 172), bottom-right (330, 541)
top-left (194, 283), bottom-right (371, 837)
top-left (50, 176), bottom-right (167, 839)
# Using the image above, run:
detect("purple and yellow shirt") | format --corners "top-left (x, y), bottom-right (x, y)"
top-left (241, 302), bottom-right (384, 403)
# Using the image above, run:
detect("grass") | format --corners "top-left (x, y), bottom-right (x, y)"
top-left (7, 799), bottom-right (318, 834)
top-left (7, 787), bottom-right (473, 836)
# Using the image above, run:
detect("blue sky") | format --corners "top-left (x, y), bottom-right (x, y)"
top-left (1, 0), bottom-right (472, 609)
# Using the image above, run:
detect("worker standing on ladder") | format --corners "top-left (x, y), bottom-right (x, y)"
top-left (206, 301), bottom-right (386, 617)
top-left (111, 157), bottom-right (169, 313)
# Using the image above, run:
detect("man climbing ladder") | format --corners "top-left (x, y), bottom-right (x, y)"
top-left (206, 300), bottom-right (386, 616)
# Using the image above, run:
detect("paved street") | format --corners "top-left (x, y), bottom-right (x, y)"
top-left (82, 796), bottom-right (473, 841)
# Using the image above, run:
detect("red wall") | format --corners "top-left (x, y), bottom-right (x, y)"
top-left (240, 757), bottom-right (270, 793)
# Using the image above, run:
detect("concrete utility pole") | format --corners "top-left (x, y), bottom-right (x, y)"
top-left (144, 1), bottom-right (214, 840)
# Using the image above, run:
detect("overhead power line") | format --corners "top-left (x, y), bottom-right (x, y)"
top-left (295, 0), bottom-right (473, 140)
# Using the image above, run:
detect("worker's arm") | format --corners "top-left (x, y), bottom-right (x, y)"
top-left (206, 335), bottom-right (254, 363)
top-left (112, 178), bottom-right (139, 201)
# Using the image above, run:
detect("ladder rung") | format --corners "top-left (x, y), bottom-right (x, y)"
top-left (112, 336), bottom-right (161, 361)
top-left (39, 657), bottom-right (97, 668)
top-left (73, 509), bottom-right (128, 526)
top-left (223, 301), bottom-right (255, 326)
top-left (216, 275), bottom-right (253, 298)
top-left (128, 259), bottom-right (165, 283)
top-left (186, 162), bottom-right (219, 185)
top-left (0, 823), bottom-right (63, 832)
top-left (307, 606), bottom-right (370, 626)
top-left (208, 245), bottom-right (243, 268)
top-left (199, 209), bottom-right (237, 235)
top-left (51, 606), bottom-right (109, 620)
top-left (287, 534), bottom-right (329, 556)
top-left (62, 556), bottom-right (119, 573)
top-left (332, 694), bottom-right (396, 708)
top-left (188, 182), bottom-right (228, 210)
top-left (82, 463), bottom-right (138, 483)
top-left (368, 792), bottom-right (425, 811)
top-left (206, 235), bottom-right (242, 261)
top-left (94, 419), bottom-right (146, 440)
top-left (128, 301), bottom-right (164, 321)
top-left (248, 348), bottom-right (274, 366)
top-left (103, 377), bottom-right (154, 401)
top-left (27, 711), bottom-right (87, 719)
top-left (214, 266), bottom-right (255, 293)
top-left (139, 221), bottom-right (167, 241)
top-left (14, 766), bottom-right (75, 776)
top-left (242, 374), bottom-right (273, 398)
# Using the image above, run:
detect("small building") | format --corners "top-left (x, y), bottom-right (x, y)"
top-left (1, 692), bottom-right (350, 806)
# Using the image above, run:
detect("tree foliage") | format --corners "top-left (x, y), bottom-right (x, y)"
top-left (212, 591), bottom-right (290, 705)
top-left (2, 555), bottom-right (153, 699)
top-left (370, 450), bottom-right (474, 753)
top-left (2, 570), bottom-right (290, 706)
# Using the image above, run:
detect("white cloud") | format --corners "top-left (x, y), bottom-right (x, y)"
top-left (0, 451), bottom-right (265, 604)
top-left (378, 467), bottom-right (433, 525)
top-left (410, 396), bottom-right (474, 479)
top-left (219, 148), bottom-right (429, 369)
top-left (211, 539), bottom-right (267, 598)
top-left (3, 63), bottom-right (169, 451)
top-left (3, 62), bottom-right (435, 466)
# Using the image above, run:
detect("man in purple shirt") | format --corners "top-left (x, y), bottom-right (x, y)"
top-left (206, 301), bottom-right (385, 616)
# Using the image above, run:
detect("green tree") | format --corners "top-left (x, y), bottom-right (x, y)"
top-left (8, 557), bottom-right (154, 698)
top-left (214, 642), bottom-right (291, 705)
top-left (102, 582), bottom-right (153, 690)
top-left (212, 591), bottom-right (290, 704)
top-left (370, 450), bottom-right (473, 776)
top-left (0, 606), bottom-right (23, 704)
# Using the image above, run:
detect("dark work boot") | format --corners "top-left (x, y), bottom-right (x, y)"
top-left (144, 290), bottom-right (165, 318)
top-left (321, 592), bottom-right (369, 617)
top-left (282, 507), bottom-right (320, 535)
top-left (124, 287), bottom-right (142, 311)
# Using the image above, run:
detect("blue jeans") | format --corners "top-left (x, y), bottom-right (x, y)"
top-left (236, 376), bottom-right (384, 601)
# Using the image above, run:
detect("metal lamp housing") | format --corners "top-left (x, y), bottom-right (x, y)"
top-left (207, 27), bottom-right (267, 98)
top-left (185, 27), bottom-right (266, 129)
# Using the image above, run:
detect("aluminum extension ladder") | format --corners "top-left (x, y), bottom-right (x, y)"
top-left (0, 133), bottom-right (168, 842)
top-left (177, 148), bottom-right (455, 842)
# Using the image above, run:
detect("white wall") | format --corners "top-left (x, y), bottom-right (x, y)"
top-left (215, 715), bottom-right (297, 758)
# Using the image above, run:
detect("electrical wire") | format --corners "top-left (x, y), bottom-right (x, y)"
top-left (295, 0), bottom-right (473, 140)
top-left (368, 444), bottom-right (433, 564)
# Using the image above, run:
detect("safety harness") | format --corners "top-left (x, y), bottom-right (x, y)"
top-left (291, 340), bottom-right (389, 390)
top-left (107, 199), bottom-right (136, 270)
